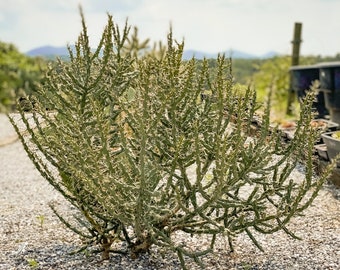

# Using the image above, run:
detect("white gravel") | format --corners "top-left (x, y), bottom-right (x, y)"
top-left (0, 114), bottom-right (339, 269)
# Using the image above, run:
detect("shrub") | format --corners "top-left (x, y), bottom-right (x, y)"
top-left (0, 41), bottom-right (46, 112)
top-left (8, 8), bottom-right (335, 269)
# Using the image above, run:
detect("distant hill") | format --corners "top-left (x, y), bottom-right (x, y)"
top-left (27, 46), bottom-right (69, 57)
top-left (26, 45), bottom-right (278, 60)
top-left (182, 49), bottom-right (261, 60)
top-left (182, 49), bottom-right (279, 60)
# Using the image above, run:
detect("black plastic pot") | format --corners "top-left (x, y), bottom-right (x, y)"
top-left (290, 65), bottom-right (328, 118)
top-left (319, 62), bottom-right (340, 123)
top-left (321, 131), bottom-right (340, 163)
top-left (319, 62), bottom-right (340, 107)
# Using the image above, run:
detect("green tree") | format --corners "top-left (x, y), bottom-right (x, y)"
top-left (232, 58), bottom-right (264, 85)
top-left (0, 41), bottom-right (46, 112)
top-left (252, 56), bottom-right (292, 117)
top-left (9, 9), bottom-right (335, 269)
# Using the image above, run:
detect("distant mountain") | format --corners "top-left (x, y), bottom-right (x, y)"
top-left (182, 49), bottom-right (278, 60)
top-left (182, 49), bottom-right (254, 60)
top-left (26, 45), bottom-right (70, 57)
top-left (182, 50), bottom-right (216, 60)
top-left (260, 51), bottom-right (278, 58)
top-left (26, 45), bottom-right (278, 60)
top-left (183, 50), bottom-right (257, 60)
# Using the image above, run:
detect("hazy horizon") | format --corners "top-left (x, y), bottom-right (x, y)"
top-left (1, 0), bottom-right (339, 57)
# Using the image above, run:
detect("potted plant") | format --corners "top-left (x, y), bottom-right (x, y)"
top-left (311, 118), bottom-right (339, 131)
top-left (278, 118), bottom-right (338, 141)
top-left (321, 131), bottom-right (340, 162)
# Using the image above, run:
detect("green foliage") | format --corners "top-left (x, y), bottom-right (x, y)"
top-left (252, 56), bottom-right (292, 117)
top-left (36, 215), bottom-right (45, 228)
top-left (8, 8), bottom-right (336, 269)
top-left (231, 58), bottom-right (264, 85)
top-left (0, 41), bottom-right (46, 112)
top-left (26, 258), bottom-right (39, 269)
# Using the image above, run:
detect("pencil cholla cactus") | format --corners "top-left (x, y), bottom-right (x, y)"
top-left (8, 8), bottom-right (335, 269)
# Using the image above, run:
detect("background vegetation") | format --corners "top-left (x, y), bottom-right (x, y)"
top-left (0, 42), bottom-right (47, 112)
top-left (1, 38), bottom-right (340, 115)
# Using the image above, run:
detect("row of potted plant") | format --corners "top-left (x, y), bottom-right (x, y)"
top-left (278, 118), bottom-right (340, 164)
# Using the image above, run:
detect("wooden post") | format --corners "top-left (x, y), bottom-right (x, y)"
top-left (286, 22), bottom-right (302, 115)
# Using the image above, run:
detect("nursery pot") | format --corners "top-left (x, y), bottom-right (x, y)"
top-left (319, 62), bottom-right (340, 123)
top-left (321, 131), bottom-right (340, 162)
top-left (290, 65), bottom-right (328, 118)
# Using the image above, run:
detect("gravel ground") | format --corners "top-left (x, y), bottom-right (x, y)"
top-left (0, 113), bottom-right (339, 269)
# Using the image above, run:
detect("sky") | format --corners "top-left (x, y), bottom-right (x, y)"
top-left (1, 0), bottom-right (339, 57)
